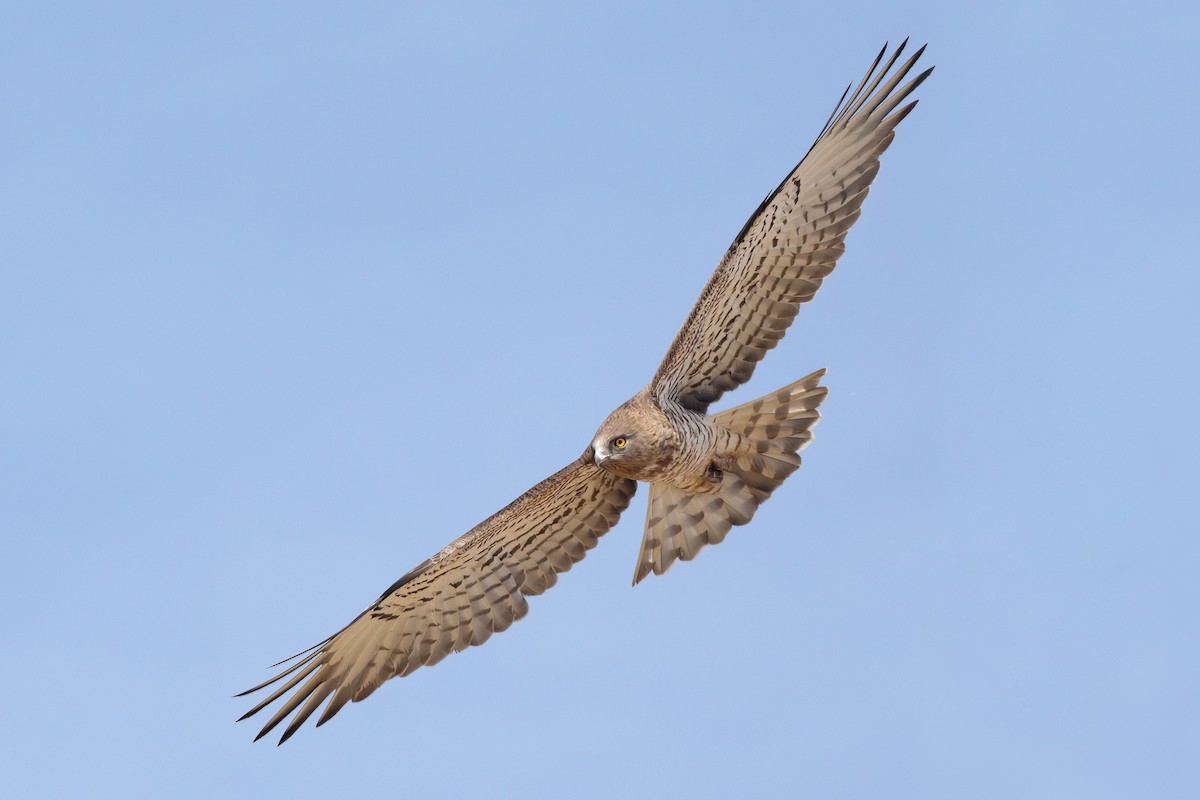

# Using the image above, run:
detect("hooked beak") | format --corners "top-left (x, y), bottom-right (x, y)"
top-left (591, 443), bottom-right (610, 466)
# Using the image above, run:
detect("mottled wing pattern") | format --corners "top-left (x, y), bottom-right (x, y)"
top-left (238, 458), bottom-right (636, 744)
top-left (650, 41), bottom-right (932, 412)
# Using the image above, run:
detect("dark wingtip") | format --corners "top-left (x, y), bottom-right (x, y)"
top-left (267, 639), bottom-right (326, 669)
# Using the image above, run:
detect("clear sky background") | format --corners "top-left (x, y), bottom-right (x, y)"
top-left (3, 2), bottom-right (1197, 798)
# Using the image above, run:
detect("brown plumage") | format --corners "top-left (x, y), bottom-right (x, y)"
top-left (239, 40), bottom-right (931, 743)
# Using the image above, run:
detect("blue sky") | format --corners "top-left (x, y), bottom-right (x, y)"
top-left (3, 2), bottom-right (1197, 797)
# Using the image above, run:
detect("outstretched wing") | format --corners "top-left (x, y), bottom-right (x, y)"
top-left (237, 457), bottom-right (636, 744)
top-left (650, 41), bottom-right (932, 412)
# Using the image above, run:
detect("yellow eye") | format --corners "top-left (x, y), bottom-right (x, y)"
top-left (614, 437), bottom-right (627, 449)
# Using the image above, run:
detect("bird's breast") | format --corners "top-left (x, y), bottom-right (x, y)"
top-left (660, 409), bottom-right (719, 480)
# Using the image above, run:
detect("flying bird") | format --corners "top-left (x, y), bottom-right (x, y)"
top-left (239, 40), bottom-right (932, 744)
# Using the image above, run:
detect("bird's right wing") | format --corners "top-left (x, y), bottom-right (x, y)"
top-left (650, 41), bottom-right (931, 413)
top-left (237, 457), bottom-right (636, 744)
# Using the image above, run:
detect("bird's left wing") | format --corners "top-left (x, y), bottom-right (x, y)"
top-left (237, 457), bottom-right (636, 744)
top-left (649, 41), bottom-right (932, 413)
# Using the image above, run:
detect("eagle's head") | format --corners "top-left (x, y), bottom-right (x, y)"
top-left (585, 398), bottom-right (677, 481)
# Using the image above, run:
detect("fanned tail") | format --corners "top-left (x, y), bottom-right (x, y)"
top-left (633, 369), bottom-right (828, 584)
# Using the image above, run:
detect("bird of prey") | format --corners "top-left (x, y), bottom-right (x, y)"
top-left (239, 40), bottom-right (931, 744)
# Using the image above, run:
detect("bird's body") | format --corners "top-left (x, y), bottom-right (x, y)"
top-left (592, 390), bottom-right (765, 494)
top-left (239, 40), bottom-right (932, 744)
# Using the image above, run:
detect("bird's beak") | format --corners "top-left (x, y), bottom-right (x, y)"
top-left (582, 444), bottom-right (605, 466)
top-left (592, 445), bottom-right (609, 466)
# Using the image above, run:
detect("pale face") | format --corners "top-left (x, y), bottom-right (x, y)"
top-left (588, 401), bottom-right (677, 481)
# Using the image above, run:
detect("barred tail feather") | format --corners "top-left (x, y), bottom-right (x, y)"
top-left (632, 369), bottom-right (828, 584)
